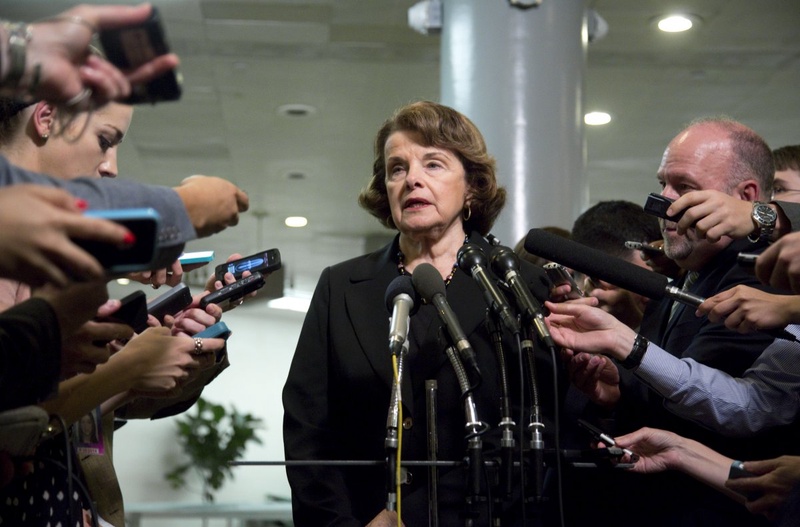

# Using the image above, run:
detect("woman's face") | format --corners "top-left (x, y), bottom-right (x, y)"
top-left (80, 415), bottom-right (94, 437)
top-left (40, 102), bottom-right (133, 180)
top-left (384, 131), bottom-right (469, 237)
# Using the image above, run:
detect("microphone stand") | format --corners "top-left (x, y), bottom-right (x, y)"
top-left (487, 315), bottom-right (516, 503)
top-left (385, 339), bottom-right (407, 513)
top-left (444, 344), bottom-right (487, 526)
top-left (521, 324), bottom-right (545, 503)
top-left (426, 380), bottom-right (440, 527)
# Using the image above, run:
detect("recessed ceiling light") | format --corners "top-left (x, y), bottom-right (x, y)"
top-left (584, 112), bottom-right (611, 126)
top-left (657, 14), bottom-right (695, 33)
top-left (285, 216), bottom-right (308, 228)
top-left (276, 104), bottom-right (317, 118)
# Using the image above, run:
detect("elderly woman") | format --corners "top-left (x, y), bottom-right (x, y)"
top-left (283, 101), bottom-right (555, 526)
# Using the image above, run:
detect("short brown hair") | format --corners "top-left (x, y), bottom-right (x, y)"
top-left (358, 100), bottom-right (505, 235)
top-left (774, 145), bottom-right (800, 172)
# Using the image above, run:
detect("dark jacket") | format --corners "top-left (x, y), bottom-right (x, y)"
top-left (282, 233), bottom-right (557, 526)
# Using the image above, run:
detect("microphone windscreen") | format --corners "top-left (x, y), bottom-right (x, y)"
top-left (524, 228), bottom-right (670, 300)
top-left (411, 263), bottom-right (446, 302)
top-left (384, 274), bottom-right (418, 314)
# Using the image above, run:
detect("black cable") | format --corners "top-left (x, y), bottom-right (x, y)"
top-left (546, 343), bottom-right (565, 527)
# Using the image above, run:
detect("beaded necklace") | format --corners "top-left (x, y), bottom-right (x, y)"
top-left (396, 234), bottom-right (469, 287)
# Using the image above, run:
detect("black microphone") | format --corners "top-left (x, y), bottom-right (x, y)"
top-left (412, 263), bottom-right (481, 376)
top-left (524, 228), bottom-right (798, 342)
top-left (384, 275), bottom-right (418, 356)
top-left (489, 245), bottom-right (555, 348)
top-left (457, 243), bottom-right (520, 335)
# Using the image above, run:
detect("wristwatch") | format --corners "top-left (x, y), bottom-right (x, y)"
top-left (748, 202), bottom-right (777, 243)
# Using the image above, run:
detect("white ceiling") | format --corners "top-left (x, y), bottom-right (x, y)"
top-left (7, 0), bottom-right (800, 297)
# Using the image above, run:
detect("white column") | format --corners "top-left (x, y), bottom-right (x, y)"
top-left (441, 0), bottom-right (588, 245)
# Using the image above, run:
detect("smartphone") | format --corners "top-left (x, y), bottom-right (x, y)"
top-left (737, 252), bottom-right (759, 268)
top-left (543, 262), bottom-right (585, 299)
top-left (103, 290), bottom-right (149, 333)
top-left (728, 460), bottom-right (762, 501)
top-left (194, 321), bottom-right (232, 340)
top-left (98, 6), bottom-right (182, 104)
top-left (214, 249), bottom-right (281, 282)
top-left (147, 282), bottom-right (192, 322)
top-left (644, 193), bottom-right (685, 222)
top-left (200, 272), bottom-right (266, 309)
top-left (624, 241), bottom-right (664, 255)
top-left (79, 208), bottom-right (160, 275)
top-left (178, 251), bottom-right (215, 266)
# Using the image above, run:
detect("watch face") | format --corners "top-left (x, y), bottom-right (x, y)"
top-left (755, 204), bottom-right (777, 223)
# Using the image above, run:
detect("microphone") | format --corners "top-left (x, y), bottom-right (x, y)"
top-left (385, 275), bottom-right (418, 356)
top-left (489, 245), bottom-right (555, 348)
top-left (411, 263), bottom-right (481, 376)
top-left (457, 243), bottom-right (520, 335)
top-left (524, 228), bottom-right (798, 342)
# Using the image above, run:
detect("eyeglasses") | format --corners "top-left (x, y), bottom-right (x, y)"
top-left (771, 188), bottom-right (800, 199)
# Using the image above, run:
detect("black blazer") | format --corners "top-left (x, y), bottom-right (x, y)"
top-left (282, 233), bottom-right (555, 526)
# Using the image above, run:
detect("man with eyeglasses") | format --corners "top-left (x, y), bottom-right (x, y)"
top-left (772, 145), bottom-right (800, 201)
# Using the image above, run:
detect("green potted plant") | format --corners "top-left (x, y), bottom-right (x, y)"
top-left (165, 396), bottom-right (263, 502)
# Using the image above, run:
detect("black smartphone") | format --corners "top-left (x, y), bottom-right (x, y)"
top-left (98, 6), bottom-right (182, 104)
top-left (103, 290), bottom-right (149, 333)
top-left (147, 282), bottom-right (192, 322)
top-left (214, 249), bottom-right (281, 282)
top-left (737, 252), bottom-right (759, 268)
top-left (79, 208), bottom-right (160, 275)
top-left (543, 262), bottom-right (585, 299)
top-left (200, 272), bottom-right (266, 309)
top-left (624, 241), bottom-right (664, 255)
top-left (728, 460), bottom-right (762, 500)
top-left (644, 193), bottom-right (685, 222)
top-left (194, 321), bottom-right (232, 340)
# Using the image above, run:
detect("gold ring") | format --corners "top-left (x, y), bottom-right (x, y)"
top-left (194, 338), bottom-right (203, 354)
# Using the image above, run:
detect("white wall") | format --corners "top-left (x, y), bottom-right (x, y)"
top-left (114, 303), bottom-right (305, 527)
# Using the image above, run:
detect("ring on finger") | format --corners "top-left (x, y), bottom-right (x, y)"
top-left (193, 338), bottom-right (203, 355)
top-left (64, 87), bottom-right (92, 108)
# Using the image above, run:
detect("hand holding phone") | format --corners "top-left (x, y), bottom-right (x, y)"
top-left (78, 208), bottom-right (161, 275)
top-left (200, 272), bottom-right (266, 309)
top-left (147, 283), bottom-right (193, 322)
top-left (100, 290), bottom-right (149, 334)
top-left (98, 6), bottom-right (182, 104)
top-left (543, 262), bottom-right (585, 300)
top-left (644, 193), bottom-right (685, 222)
top-left (214, 249), bottom-right (281, 282)
top-left (727, 460), bottom-right (762, 501)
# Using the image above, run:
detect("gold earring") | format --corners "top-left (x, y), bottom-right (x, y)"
top-left (41, 133), bottom-right (48, 140)
top-left (462, 205), bottom-right (472, 221)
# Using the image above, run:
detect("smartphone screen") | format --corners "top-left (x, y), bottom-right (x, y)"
top-left (214, 249), bottom-right (281, 281)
